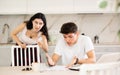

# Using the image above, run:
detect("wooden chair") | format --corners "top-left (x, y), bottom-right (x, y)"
top-left (79, 62), bottom-right (120, 75)
top-left (11, 45), bottom-right (40, 66)
top-left (97, 52), bottom-right (120, 63)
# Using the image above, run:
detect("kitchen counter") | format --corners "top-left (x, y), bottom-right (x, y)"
top-left (0, 44), bottom-right (120, 66)
top-left (94, 44), bottom-right (120, 47)
top-left (0, 43), bottom-right (120, 46)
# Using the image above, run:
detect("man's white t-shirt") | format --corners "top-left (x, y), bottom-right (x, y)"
top-left (54, 35), bottom-right (94, 65)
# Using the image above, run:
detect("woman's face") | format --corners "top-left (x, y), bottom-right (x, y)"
top-left (32, 18), bottom-right (44, 32)
top-left (63, 32), bottom-right (79, 46)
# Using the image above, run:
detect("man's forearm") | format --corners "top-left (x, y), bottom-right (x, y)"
top-left (77, 58), bottom-right (96, 64)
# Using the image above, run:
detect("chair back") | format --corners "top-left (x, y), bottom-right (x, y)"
top-left (79, 62), bottom-right (120, 75)
top-left (11, 45), bottom-right (40, 66)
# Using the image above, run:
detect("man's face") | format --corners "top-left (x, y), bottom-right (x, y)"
top-left (63, 32), bottom-right (78, 46)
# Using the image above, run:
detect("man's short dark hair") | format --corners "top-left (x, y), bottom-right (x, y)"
top-left (60, 22), bottom-right (78, 34)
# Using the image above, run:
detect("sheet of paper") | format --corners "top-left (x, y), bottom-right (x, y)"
top-left (46, 65), bottom-right (68, 71)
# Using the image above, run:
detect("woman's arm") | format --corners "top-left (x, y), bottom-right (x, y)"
top-left (11, 23), bottom-right (26, 48)
top-left (37, 35), bottom-right (48, 52)
top-left (46, 53), bottom-right (60, 66)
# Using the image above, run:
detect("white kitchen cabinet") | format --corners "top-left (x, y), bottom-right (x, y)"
top-left (0, 0), bottom-right (27, 14)
top-left (27, 0), bottom-right (74, 14)
top-left (74, 0), bottom-right (117, 13)
top-left (0, 0), bottom-right (118, 14)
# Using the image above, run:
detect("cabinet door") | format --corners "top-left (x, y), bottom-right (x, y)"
top-left (27, 0), bottom-right (74, 14)
top-left (74, 0), bottom-right (117, 13)
top-left (0, 0), bottom-right (27, 14)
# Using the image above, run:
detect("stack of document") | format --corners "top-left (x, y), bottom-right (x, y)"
top-left (46, 65), bottom-right (68, 71)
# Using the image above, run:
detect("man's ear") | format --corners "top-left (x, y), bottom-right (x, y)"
top-left (76, 31), bottom-right (80, 36)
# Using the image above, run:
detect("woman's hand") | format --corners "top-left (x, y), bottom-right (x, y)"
top-left (45, 53), bottom-right (55, 66)
top-left (19, 43), bottom-right (26, 48)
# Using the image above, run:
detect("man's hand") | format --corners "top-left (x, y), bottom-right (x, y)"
top-left (66, 56), bottom-right (78, 68)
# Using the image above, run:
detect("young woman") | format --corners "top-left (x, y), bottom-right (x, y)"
top-left (11, 12), bottom-right (49, 66)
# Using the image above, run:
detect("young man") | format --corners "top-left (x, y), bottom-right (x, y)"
top-left (46, 22), bottom-right (96, 68)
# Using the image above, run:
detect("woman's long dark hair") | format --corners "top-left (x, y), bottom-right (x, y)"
top-left (26, 12), bottom-right (49, 42)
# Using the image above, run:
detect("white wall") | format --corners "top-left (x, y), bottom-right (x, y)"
top-left (0, 13), bottom-right (120, 44)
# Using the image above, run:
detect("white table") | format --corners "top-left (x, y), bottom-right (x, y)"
top-left (0, 66), bottom-right (79, 75)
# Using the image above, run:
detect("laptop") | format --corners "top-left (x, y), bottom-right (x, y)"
top-left (97, 52), bottom-right (120, 63)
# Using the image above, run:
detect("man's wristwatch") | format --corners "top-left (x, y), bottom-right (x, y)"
top-left (74, 58), bottom-right (78, 65)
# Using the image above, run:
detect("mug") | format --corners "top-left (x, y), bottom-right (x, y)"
top-left (32, 62), bottom-right (46, 72)
top-left (32, 62), bottom-right (40, 71)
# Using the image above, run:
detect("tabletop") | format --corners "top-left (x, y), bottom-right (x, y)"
top-left (0, 66), bottom-right (79, 75)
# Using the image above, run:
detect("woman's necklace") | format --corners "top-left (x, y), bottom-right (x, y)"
top-left (28, 31), bottom-right (37, 39)
top-left (27, 30), bottom-right (41, 39)
top-left (30, 36), bottom-right (32, 38)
